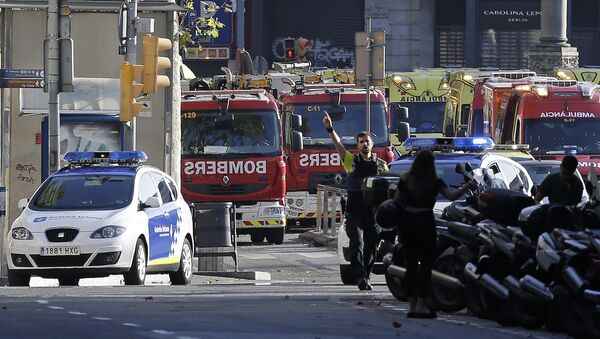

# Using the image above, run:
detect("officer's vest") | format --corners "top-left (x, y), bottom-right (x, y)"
top-left (345, 154), bottom-right (380, 200)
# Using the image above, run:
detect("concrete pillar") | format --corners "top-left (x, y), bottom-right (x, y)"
top-left (540, 0), bottom-right (568, 46)
top-left (529, 0), bottom-right (578, 75)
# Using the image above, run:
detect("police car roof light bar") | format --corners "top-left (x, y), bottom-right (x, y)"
top-left (493, 144), bottom-right (530, 151)
top-left (64, 151), bottom-right (148, 165)
top-left (403, 137), bottom-right (494, 152)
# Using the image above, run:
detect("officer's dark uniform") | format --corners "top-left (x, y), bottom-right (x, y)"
top-left (343, 152), bottom-right (388, 285)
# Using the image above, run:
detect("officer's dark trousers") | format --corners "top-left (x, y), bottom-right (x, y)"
top-left (402, 210), bottom-right (437, 298)
top-left (346, 207), bottom-right (378, 281)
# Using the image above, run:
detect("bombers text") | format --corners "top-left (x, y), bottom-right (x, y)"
top-left (184, 160), bottom-right (267, 175)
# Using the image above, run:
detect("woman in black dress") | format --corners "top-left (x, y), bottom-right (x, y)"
top-left (394, 149), bottom-right (476, 318)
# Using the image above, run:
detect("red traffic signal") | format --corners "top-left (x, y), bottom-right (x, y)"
top-left (284, 37), bottom-right (296, 61)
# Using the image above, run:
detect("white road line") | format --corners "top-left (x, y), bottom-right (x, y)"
top-left (68, 311), bottom-right (86, 315)
top-left (48, 306), bottom-right (63, 310)
top-left (36, 300), bottom-right (49, 304)
top-left (152, 330), bottom-right (174, 335)
top-left (239, 254), bottom-right (277, 260)
top-left (122, 323), bottom-right (141, 327)
top-left (177, 336), bottom-right (201, 339)
top-left (92, 317), bottom-right (112, 321)
top-left (298, 253), bottom-right (335, 259)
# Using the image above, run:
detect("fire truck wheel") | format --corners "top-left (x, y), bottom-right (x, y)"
top-left (250, 231), bottom-right (265, 243)
top-left (266, 228), bottom-right (285, 245)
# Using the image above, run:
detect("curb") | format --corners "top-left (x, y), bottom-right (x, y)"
top-left (298, 231), bottom-right (337, 249)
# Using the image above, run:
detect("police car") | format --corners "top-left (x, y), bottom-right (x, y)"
top-left (337, 137), bottom-right (535, 284)
top-left (6, 151), bottom-right (194, 286)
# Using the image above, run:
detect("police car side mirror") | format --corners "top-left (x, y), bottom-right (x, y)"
top-left (292, 131), bottom-right (303, 152)
top-left (140, 196), bottom-right (161, 210)
top-left (17, 198), bottom-right (28, 210)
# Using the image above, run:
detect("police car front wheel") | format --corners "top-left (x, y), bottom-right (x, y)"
top-left (124, 238), bottom-right (147, 285)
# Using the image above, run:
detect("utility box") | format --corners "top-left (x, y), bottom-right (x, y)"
top-left (192, 202), bottom-right (238, 271)
top-left (193, 202), bottom-right (234, 248)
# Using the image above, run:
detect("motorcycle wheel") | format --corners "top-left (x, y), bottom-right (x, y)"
top-left (546, 285), bottom-right (584, 336)
top-left (428, 254), bottom-right (466, 313)
top-left (480, 288), bottom-right (516, 326)
top-left (509, 294), bottom-right (545, 329)
top-left (465, 281), bottom-right (492, 320)
top-left (578, 301), bottom-right (600, 339)
top-left (385, 271), bottom-right (408, 301)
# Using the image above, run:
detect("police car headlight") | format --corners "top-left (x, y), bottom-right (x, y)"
top-left (262, 207), bottom-right (285, 216)
top-left (91, 226), bottom-right (126, 239)
top-left (295, 199), bottom-right (304, 207)
top-left (11, 227), bottom-right (33, 240)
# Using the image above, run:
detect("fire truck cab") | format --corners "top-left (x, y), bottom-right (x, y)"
top-left (180, 89), bottom-right (295, 244)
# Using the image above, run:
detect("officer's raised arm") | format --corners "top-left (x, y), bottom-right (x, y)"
top-left (323, 112), bottom-right (347, 159)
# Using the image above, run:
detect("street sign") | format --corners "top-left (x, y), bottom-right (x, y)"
top-left (0, 68), bottom-right (44, 79)
top-left (0, 78), bottom-right (44, 88)
top-left (0, 69), bottom-right (44, 88)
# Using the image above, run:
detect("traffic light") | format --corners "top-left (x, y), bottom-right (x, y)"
top-left (284, 37), bottom-right (296, 62)
top-left (120, 62), bottom-right (144, 122)
top-left (142, 34), bottom-right (172, 94)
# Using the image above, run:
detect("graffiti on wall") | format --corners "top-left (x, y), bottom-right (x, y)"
top-left (15, 163), bottom-right (37, 184)
top-left (271, 37), bottom-right (354, 68)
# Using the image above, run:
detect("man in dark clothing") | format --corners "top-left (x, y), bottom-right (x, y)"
top-left (535, 155), bottom-right (583, 205)
top-left (323, 112), bottom-right (388, 291)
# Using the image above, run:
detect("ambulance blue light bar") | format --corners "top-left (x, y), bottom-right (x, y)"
top-left (64, 151), bottom-right (148, 164)
top-left (403, 137), bottom-right (494, 152)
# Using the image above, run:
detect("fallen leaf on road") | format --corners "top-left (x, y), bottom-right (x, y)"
top-left (1, 306), bottom-right (6, 310)
top-left (392, 321), bottom-right (402, 328)
top-left (283, 295), bottom-right (290, 299)
top-left (144, 296), bottom-right (154, 301)
top-left (351, 301), bottom-right (363, 305)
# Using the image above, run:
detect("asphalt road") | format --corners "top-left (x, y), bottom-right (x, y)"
top-left (0, 232), bottom-right (565, 339)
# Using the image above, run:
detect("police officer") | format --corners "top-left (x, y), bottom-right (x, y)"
top-left (323, 112), bottom-right (388, 290)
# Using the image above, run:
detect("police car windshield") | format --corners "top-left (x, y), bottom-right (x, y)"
top-left (30, 175), bottom-right (134, 210)
top-left (389, 162), bottom-right (470, 200)
top-left (289, 102), bottom-right (389, 148)
top-left (391, 102), bottom-right (444, 134)
top-left (525, 118), bottom-right (600, 154)
top-left (181, 109), bottom-right (281, 156)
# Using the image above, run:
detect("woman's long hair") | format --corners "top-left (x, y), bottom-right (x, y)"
top-left (402, 149), bottom-right (438, 204)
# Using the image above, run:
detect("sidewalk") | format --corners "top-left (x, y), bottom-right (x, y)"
top-left (297, 230), bottom-right (337, 249)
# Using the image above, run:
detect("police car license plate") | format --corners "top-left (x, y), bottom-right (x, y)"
top-left (40, 246), bottom-right (80, 256)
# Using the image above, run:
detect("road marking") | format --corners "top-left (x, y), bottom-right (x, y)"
top-left (152, 330), bottom-right (174, 335)
top-left (92, 317), bottom-right (112, 321)
top-left (68, 311), bottom-right (86, 315)
top-left (122, 323), bottom-right (141, 327)
top-left (239, 254), bottom-right (277, 260)
top-left (48, 306), bottom-right (63, 310)
top-left (298, 252), bottom-right (334, 259)
top-left (36, 300), bottom-right (49, 304)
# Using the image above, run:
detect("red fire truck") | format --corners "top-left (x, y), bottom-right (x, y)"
top-left (494, 80), bottom-right (600, 175)
top-left (279, 82), bottom-right (396, 226)
top-left (180, 89), bottom-right (300, 244)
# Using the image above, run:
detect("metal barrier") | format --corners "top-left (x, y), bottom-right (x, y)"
top-left (315, 184), bottom-right (347, 236)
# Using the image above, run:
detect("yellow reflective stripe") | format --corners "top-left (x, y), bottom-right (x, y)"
top-left (148, 256), bottom-right (180, 266)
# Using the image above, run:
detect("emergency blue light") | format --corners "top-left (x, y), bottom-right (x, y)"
top-left (452, 137), bottom-right (495, 151)
top-left (64, 151), bottom-right (147, 164)
top-left (403, 137), bottom-right (494, 152)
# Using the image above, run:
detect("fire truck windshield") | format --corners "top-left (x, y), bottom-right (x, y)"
top-left (289, 102), bottom-right (389, 148)
top-left (525, 118), bottom-right (600, 154)
top-left (391, 102), bottom-right (445, 134)
top-left (181, 109), bottom-right (281, 156)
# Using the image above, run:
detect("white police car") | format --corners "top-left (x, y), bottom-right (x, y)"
top-left (337, 137), bottom-right (535, 284)
top-left (6, 151), bottom-right (194, 286)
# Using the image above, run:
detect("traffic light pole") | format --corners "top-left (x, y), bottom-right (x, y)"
top-left (124, 0), bottom-right (138, 150)
top-left (47, 0), bottom-right (61, 175)
top-left (365, 17), bottom-right (372, 133)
